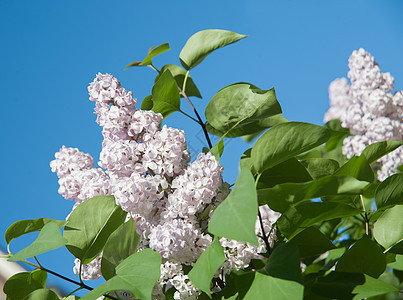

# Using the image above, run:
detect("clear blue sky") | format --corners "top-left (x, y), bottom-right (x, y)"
top-left (1, 0), bottom-right (402, 296)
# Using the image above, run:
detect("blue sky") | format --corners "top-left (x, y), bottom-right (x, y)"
top-left (1, 0), bottom-right (403, 296)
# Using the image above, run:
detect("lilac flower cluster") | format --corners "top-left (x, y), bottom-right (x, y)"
top-left (324, 49), bottom-right (403, 181)
top-left (51, 73), bottom-right (279, 297)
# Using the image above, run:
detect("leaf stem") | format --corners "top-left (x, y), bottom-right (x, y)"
top-left (360, 194), bottom-right (371, 237)
top-left (179, 109), bottom-right (201, 124)
top-left (182, 70), bottom-right (189, 93)
top-left (258, 207), bottom-right (271, 255)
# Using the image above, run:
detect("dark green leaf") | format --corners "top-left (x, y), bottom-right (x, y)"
top-left (252, 122), bottom-right (331, 174)
top-left (324, 120), bottom-right (350, 151)
top-left (101, 218), bottom-right (141, 280)
top-left (126, 43), bottom-right (170, 68)
top-left (291, 227), bottom-right (336, 257)
top-left (8, 222), bottom-right (67, 262)
top-left (188, 236), bottom-right (225, 297)
top-left (375, 173), bottom-right (403, 210)
top-left (374, 205), bottom-right (403, 252)
top-left (362, 141), bottom-right (403, 164)
top-left (141, 95), bottom-right (153, 110)
top-left (151, 69), bottom-right (181, 118)
top-left (208, 168), bottom-right (259, 246)
top-left (336, 235), bottom-right (386, 278)
top-left (333, 154), bottom-right (374, 182)
top-left (179, 29), bottom-right (246, 70)
top-left (63, 195), bottom-right (127, 264)
top-left (23, 288), bottom-right (59, 300)
top-left (5, 218), bottom-right (66, 246)
top-left (3, 269), bottom-right (47, 300)
top-left (299, 158), bottom-right (340, 179)
top-left (81, 249), bottom-right (161, 300)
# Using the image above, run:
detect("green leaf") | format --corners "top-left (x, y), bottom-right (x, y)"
top-left (63, 195), bottom-right (127, 264)
top-left (352, 274), bottom-right (400, 299)
top-left (375, 173), bottom-right (403, 210)
top-left (252, 122), bottom-right (331, 174)
top-left (179, 29), bottom-right (247, 70)
top-left (81, 249), bottom-right (161, 300)
top-left (333, 154), bottom-right (374, 182)
top-left (210, 138), bottom-right (224, 162)
top-left (101, 218), bottom-right (141, 280)
top-left (277, 202), bottom-right (361, 239)
top-left (239, 148), bottom-right (255, 174)
top-left (290, 227), bottom-right (336, 257)
top-left (5, 218), bottom-right (66, 246)
top-left (257, 158), bottom-right (312, 189)
top-left (151, 69), bottom-right (181, 118)
top-left (299, 158), bottom-right (340, 179)
top-left (188, 236), bottom-right (225, 297)
top-left (156, 64), bottom-right (201, 98)
top-left (140, 95), bottom-right (153, 110)
top-left (362, 141), bottom-right (403, 164)
top-left (336, 235), bottom-right (386, 278)
top-left (324, 119), bottom-right (350, 151)
top-left (208, 168), bottom-right (259, 246)
top-left (8, 222), bottom-right (67, 262)
top-left (3, 269), bottom-right (47, 300)
top-left (388, 254), bottom-right (403, 270)
top-left (205, 83), bottom-right (282, 136)
top-left (126, 43), bottom-right (170, 68)
top-left (23, 288), bottom-right (59, 300)
top-left (259, 175), bottom-right (369, 213)
top-left (373, 205), bottom-right (403, 252)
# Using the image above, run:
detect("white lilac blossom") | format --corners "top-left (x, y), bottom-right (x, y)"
top-left (73, 254), bottom-right (102, 281)
top-left (50, 146), bottom-right (94, 178)
top-left (324, 48), bottom-right (403, 181)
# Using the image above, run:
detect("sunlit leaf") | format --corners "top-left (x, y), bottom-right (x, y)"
top-left (151, 69), bottom-right (181, 118)
top-left (373, 205), bottom-right (403, 252)
top-left (126, 43), bottom-right (170, 68)
top-left (299, 158), bottom-right (340, 179)
top-left (375, 173), bottom-right (403, 210)
top-left (333, 154), bottom-right (374, 182)
top-left (23, 288), bottom-right (59, 300)
top-left (362, 141), bottom-right (403, 164)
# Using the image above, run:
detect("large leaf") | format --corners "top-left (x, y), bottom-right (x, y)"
top-left (362, 141), bottom-right (403, 164)
top-left (188, 236), bottom-right (225, 297)
top-left (125, 43), bottom-right (170, 68)
top-left (5, 218), bottom-right (66, 246)
top-left (101, 218), bottom-right (141, 280)
top-left (205, 83), bottom-right (282, 136)
top-left (3, 269), bottom-right (47, 300)
top-left (81, 249), bottom-right (161, 300)
top-left (299, 158), bottom-right (340, 180)
top-left (252, 122), bottom-right (331, 174)
top-left (375, 173), bottom-right (403, 210)
top-left (290, 227), bottom-right (336, 257)
top-left (151, 69), bottom-right (181, 118)
top-left (208, 168), bottom-right (259, 246)
top-left (8, 222), bottom-right (67, 262)
top-left (179, 29), bottom-right (247, 70)
top-left (156, 64), bottom-right (201, 98)
top-left (373, 205), bottom-right (403, 252)
top-left (23, 289), bottom-right (59, 300)
top-left (277, 202), bottom-right (361, 239)
top-left (259, 175), bottom-right (369, 213)
top-left (336, 235), bottom-right (386, 278)
top-left (63, 195), bottom-right (127, 264)
top-left (333, 154), bottom-right (374, 182)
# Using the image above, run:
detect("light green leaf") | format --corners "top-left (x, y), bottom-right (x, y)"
top-left (5, 218), bottom-right (66, 246)
top-left (151, 69), bottom-right (181, 118)
top-left (140, 95), bottom-right (153, 110)
top-left (8, 222), bottom-right (67, 262)
top-left (23, 288), bottom-right (59, 300)
top-left (210, 139), bottom-right (224, 162)
top-left (125, 43), bottom-right (170, 68)
top-left (63, 195), bottom-right (127, 264)
top-left (188, 236), bottom-right (225, 297)
top-left (179, 29), bottom-right (247, 70)
top-left (374, 205), bottom-right (403, 252)
top-left (362, 141), bottom-right (403, 164)
top-left (81, 249), bottom-right (161, 300)
top-left (299, 158), bottom-right (340, 179)
top-left (375, 173), bottom-right (403, 210)
top-left (290, 227), bottom-right (336, 257)
top-left (388, 254), bottom-right (403, 270)
top-left (101, 218), bottom-right (141, 280)
top-left (333, 154), bottom-right (374, 182)
top-left (208, 168), bottom-right (259, 246)
top-left (336, 235), bottom-right (386, 278)
top-left (352, 274), bottom-right (400, 299)
top-left (252, 122), bottom-right (331, 174)
top-left (3, 269), bottom-right (47, 300)
top-left (205, 83), bottom-right (282, 137)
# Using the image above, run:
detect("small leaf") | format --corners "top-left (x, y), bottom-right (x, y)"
top-left (333, 154), bottom-right (374, 182)
top-left (140, 95), bottom-right (153, 110)
top-left (252, 122), bottom-right (331, 174)
top-left (126, 43), bottom-right (170, 68)
top-left (151, 69), bottom-right (181, 118)
top-left (63, 195), bottom-right (127, 264)
top-left (179, 29), bottom-right (247, 70)
top-left (362, 141), bottom-right (403, 164)
top-left (208, 168), bottom-right (259, 246)
top-left (101, 218), bottom-right (141, 280)
top-left (210, 138), bottom-right (224, 162)
top-left (290, 227), bottom-right (336, 257)
top-left (81, 249), bottom-right (161, 300)
top-left (374, 205), bottom-right (403, 252)
top-left (300, 158), bottom-right (340, 179)
top-left (23, 288), bottom-right (59, 300)
top-left (8, 222), bottom-right (67, 262)
top-left (3, 269), bottom-right (47, 300)
top-left (336, 235), bottom-right (386, 278)
top-left (188, 236), bottom-right (225, 297)
top-left (388, 254), bottom-right (403, 270)
top-left (375, 173), bottom-right (403, 210)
